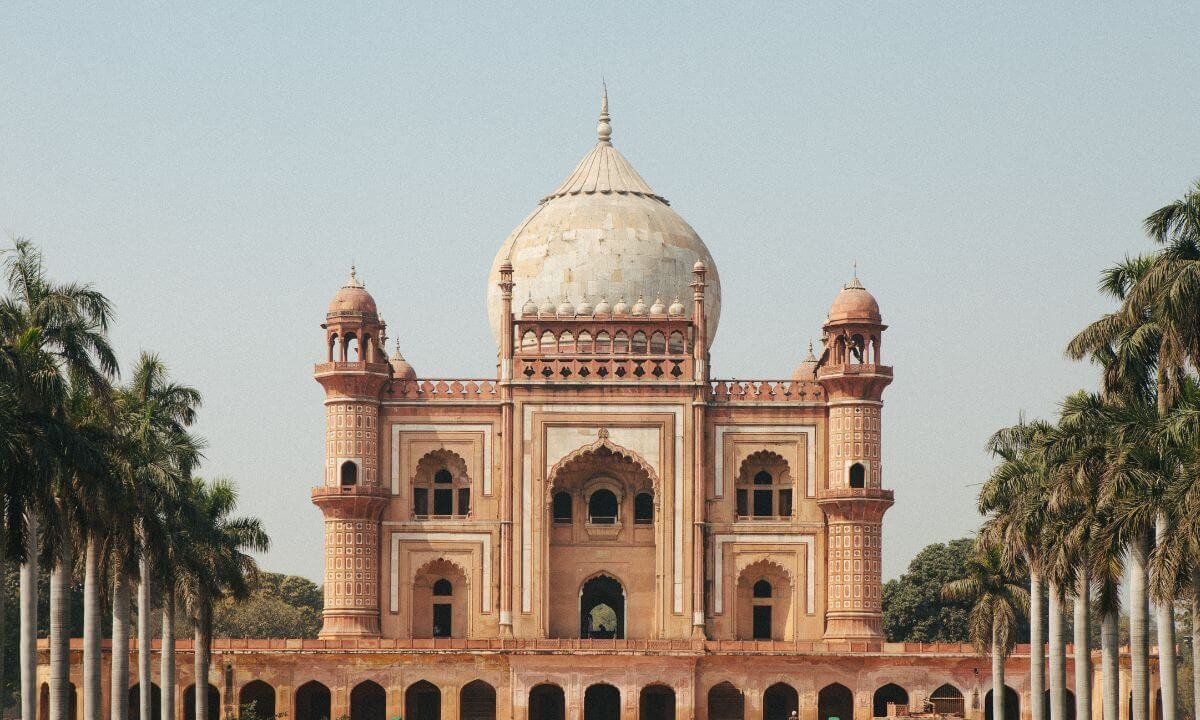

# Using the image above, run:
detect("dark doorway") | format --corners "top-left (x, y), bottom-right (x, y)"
top-left (460, 681), bottom-right (496, 720)
top-left (818, 684), bottom-right (853, 720)
top-left (406, 680), bottom-right (441, 720)
top-left (930, 685), bottom-right (964, 716)
top-left (529, 684), bottom-right (565, 720)
top-left (584, 684), bottom-right (621, 720)
top-left (433, 602), bottom-right (452, 638)
top-left (240, 681), bottom-right (276, 720)
top-left (130, 684), bottom-right (162, 720)
top-left (753, 605), bottom-right (772, 640)
top-left (1043, 690), bottom-right (1077, 720)
top-left (764, 683), bottom-right (798, 720)
top-left (184, 684), bottom-right (221, 720)
top-left (351, 681), bottom-right (386, 720)
top-left (708, 683), bottom-right (745, 720)
top-left (580, 575), bottom-right (624, 639)
top-left (873, 684), bottom-right (909, 718)
top-left (295, 681), bottom-right (331, 720)
top-left (984, 686), bottom-right (1020, 720)
top-left (639, 685), bottom-right (676, 720)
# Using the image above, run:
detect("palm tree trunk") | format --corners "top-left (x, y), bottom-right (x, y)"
top-left (0, 555), bottom-right (5, 719)
top-left (993, 623), bottom-right (1006, 720)
top-left (1031, 570), bottom-right (1046, 720)
top-left (50, 541), bottom-right (74, 720)
top-left (1049, 580), bottom-right (1067, 720)
top-left (1154, 513), bottom-right (1177, 720)
top-left (1073, 570), bottom-right (1092, 720)
top-left (138, 558), bottom-right (152, 720)
top-left (84, 540), bottom-right (102, 720)
top-left (1102, 609), bottom-right (1119, 720)
top-left (1131, 533), bottom-right (1151, 720)
top-left (194, 602), bottom-right (212, 720)
top-left (20, 513), bottom-right (39, 720)
top-left (1191, 572), bottom-right (1200, 720)
top-left (111, 572), bottom-right (131, 720)
top-left (160, 589), bottom-right (175, 720)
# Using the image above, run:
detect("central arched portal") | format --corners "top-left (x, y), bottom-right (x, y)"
top-left (584, 684), bottom-right (621, 720)
top-left (547, 438), bottom-right (658, 639)
top-left (580, 574), bottom-right (625, 638)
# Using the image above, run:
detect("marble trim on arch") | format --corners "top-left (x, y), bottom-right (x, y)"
top-left (714, 425), bottom-right (816, 498)
top-left (387, 529), bottom-right (492, 613)
top-left (522, 404), bottom-right (685, 615)
top-left (712, 533), bottom-right (815, 615)
top-left (390, 423), bottom-right (493, 495)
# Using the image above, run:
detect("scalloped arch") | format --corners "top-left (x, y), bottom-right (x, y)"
top-left (736, 449), bottom-right (792, 483)
top-left (413, 448), bottom-right (470, 485)
top-left (735, 556), bottom-right (795, 587)
top-left (547, 434), bottom-right (660, 491)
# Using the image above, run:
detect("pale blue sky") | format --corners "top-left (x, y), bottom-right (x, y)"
top-left (3, 3), bottom-right (1198, 582)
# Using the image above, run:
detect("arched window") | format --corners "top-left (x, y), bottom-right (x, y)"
top-left (540, 330), bottom-right (556, 353)
top-left (751, 579), bottom-right (773, 639)
top-left (412, 451), bottom-right (471, 518)
top-left (432, 579), bottom-right (453, 637)
top-left (631, 331), bottom-right (648, 353)
top-left (553, 492), bottom-right (573, 523)
top-left (577, 331), bottom-right (593, 353)
top-left (649, 332), bottom-right (666, 353)
top-left (521, 330), bottom-right (537, 352)
top-left (634, 493), bottom-right (653, 524)
top-left (735, 460), bottom-right (792, 519)
top-left (849, 463), bottom-right (865, 489)
top-left (595, 331), bottom-right (612, 353)
top-left (614, 331), bottom-right (629, 353)
top-left (340, 461), bottom-right (358, 487)
top-left (559, 331), bottom-right (575, 353)
top-left (668, 332), bottom-right (685, 354)
top-left (588, 489), bottom-right (618, 524)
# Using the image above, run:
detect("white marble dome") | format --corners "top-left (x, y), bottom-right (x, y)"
top-left (487, 93), bottom-right (721, 346)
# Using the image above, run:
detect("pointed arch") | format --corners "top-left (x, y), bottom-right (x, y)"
top-left (350, 681), bottom-right (386, 720)
top-left (460, 681), bottom-right (496, 720)
top-left (413, 557), bottom-right (469, 639)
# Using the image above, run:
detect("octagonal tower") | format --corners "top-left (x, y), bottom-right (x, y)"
top-left (313, 267), bottom-right (391, 637)
top-left (817, 276), bottom-right (894, 641)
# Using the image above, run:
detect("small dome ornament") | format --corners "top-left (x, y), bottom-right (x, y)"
top-left (327, 264), bottom-right (378, 315)
top-left (521, 296), bottom-right (538, 316)
top-left (390, 340), bottom-right (416, 381)
top-left (668, 297), bottom-right (685, 317)
top-left (594, 297), bottom-right (611, 315)
top-left (631, 295), bottom-right (647, 316)
top-left (539, 298), bottom-right (556, 316)
top-left (792, 340), bottom-right (819, 382)
top-left (828, 270), bottom-right (881, 323)
top-left (597, 82), bottom-right (612, 145)
top-left (557, 297), bottom-right (576, 317)
top-left (612, 297), bottom-right (630, 316)
top-left (649, 296), bottom-right (666, 316)
top-left (577, 298), bottom-right (595, 316)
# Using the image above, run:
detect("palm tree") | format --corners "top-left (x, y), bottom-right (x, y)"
top-left (942, 540), bottom-right (1030, 720)
top-left (0, 239), bottom-right (117, 720)
top-left (980, 419), bottom-right (1054, 720)
top-left (118, 353), bottom-right (202, 720)
top-left (1067, 254), bottom-right (1169, 720)
top-left (178, 477), bottom-right (270, 720)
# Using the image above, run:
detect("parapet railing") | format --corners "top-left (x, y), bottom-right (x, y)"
top-left (389, 379), bottom-right (499, 400)
top-left (709, 380), bottom-right (824, 402)
top-left (47, 639), bottom-right (1086, 656)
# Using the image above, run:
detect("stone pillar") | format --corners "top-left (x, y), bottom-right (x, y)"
top-left (387, 685), bottom-right (403, 720)
top-left (747, 689), bottom-right (765, 720)
top-left (331, 685), bottom-right (349, 720)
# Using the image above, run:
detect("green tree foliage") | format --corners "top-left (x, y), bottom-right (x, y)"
top-left (212, 572), bottom-right (322, 639)
top-left (882, 538), bottom-right (974, 642)
top-left (883, 538), bottom-right (1033, 643)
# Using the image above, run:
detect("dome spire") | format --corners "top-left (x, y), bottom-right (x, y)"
top-left (597, 82), bottom-right (612, 145)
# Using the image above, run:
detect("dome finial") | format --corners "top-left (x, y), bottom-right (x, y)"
top-left (805, 340), bottom-right (817, 361)
top-left (597, 81), bottom-right (612, 145)
top-left (347, 263), bottom-right (362, 288)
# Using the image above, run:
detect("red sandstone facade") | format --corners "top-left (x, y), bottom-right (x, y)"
top-left (37, 96), bottom-right (1151, 720)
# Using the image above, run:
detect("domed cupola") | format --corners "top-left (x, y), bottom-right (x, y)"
top-left (328, 266), bottom-right (378, 317)
top-left (487, 88), bottom-right (722, 346)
